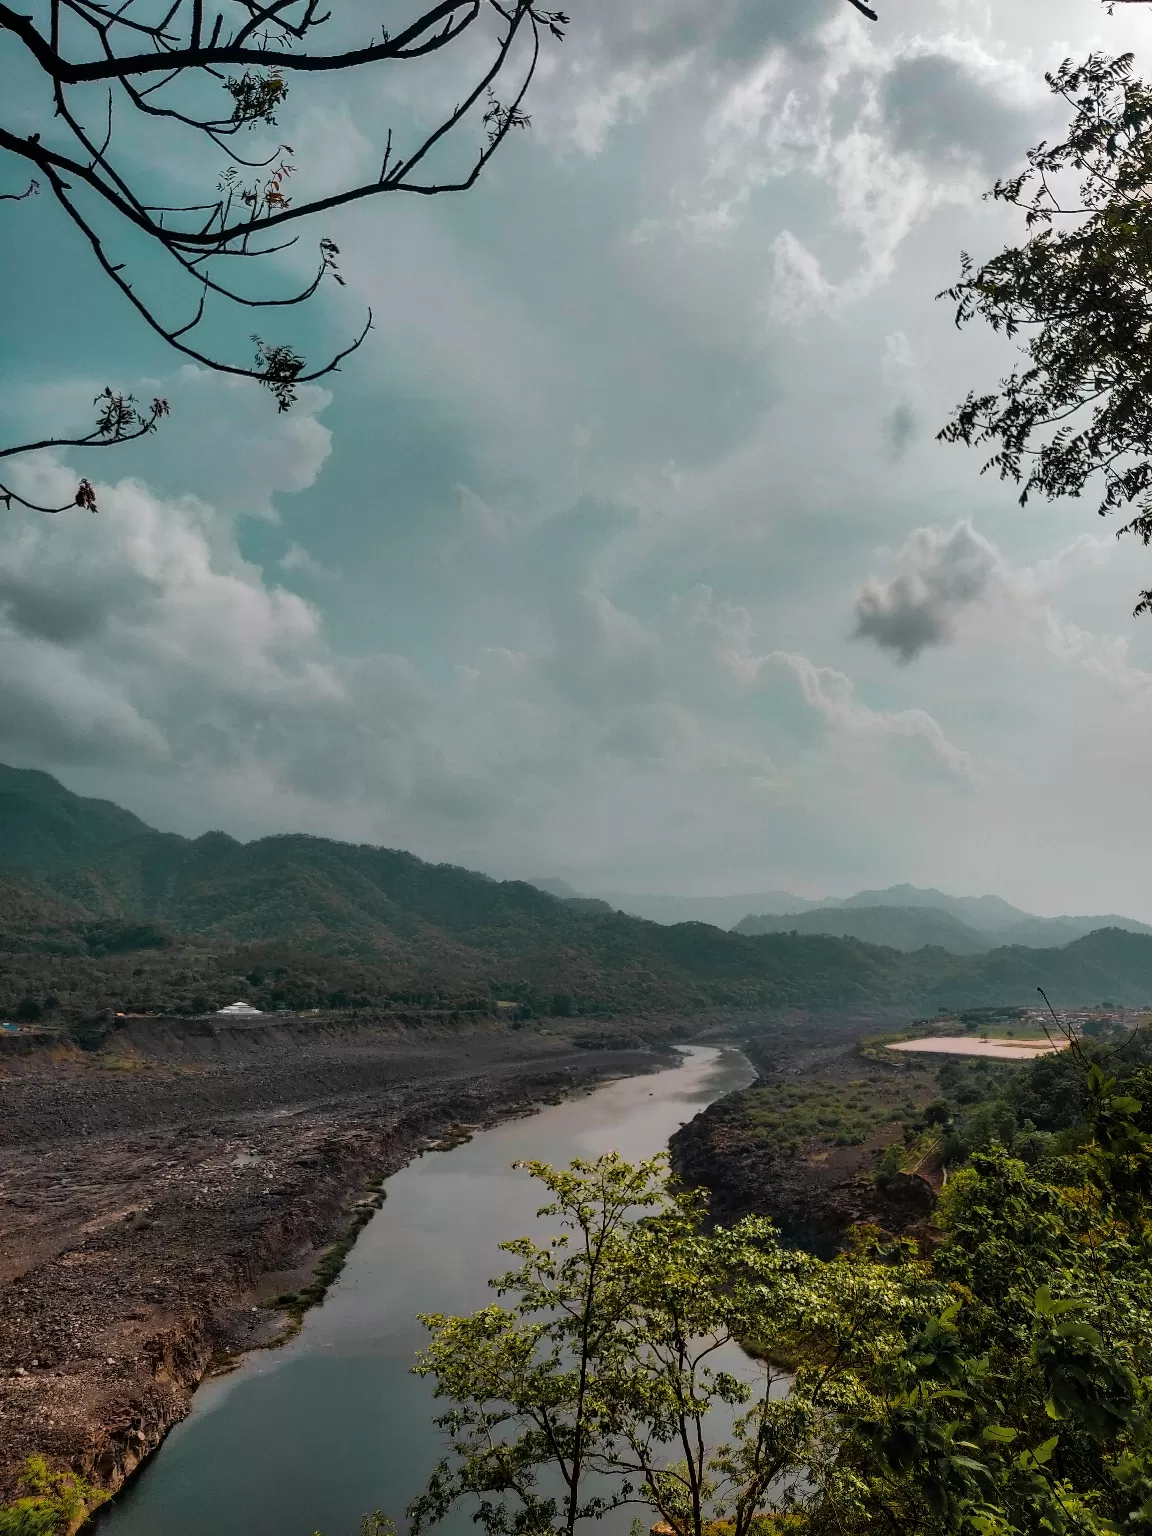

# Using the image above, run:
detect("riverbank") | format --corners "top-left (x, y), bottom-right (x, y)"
top-left (0, 1015), bottom-right (682, 1510)
top-left (91, 1045), bottom-right (757, 1536)
top-left (670, 1022), bottom-right (943, 1250)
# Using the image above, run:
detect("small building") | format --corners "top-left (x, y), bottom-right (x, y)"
top-left (216, 1001), bottom-right (264, 1016)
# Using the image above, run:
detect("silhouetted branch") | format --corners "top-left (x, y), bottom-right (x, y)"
top-left (0, 390), bottom-right (170, 464)
top-left (1, 0), bottom-right (877, 506)
top-left (0, 390), bottom-right (172, 512)
top-left (2, 0), bottom-right (560, 425)
top-left (0, 479), bottom-right (98, 514)
top-left (0, 178), bottom-right (39, 201)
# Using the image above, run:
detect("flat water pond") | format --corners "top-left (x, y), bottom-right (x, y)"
top-left (95, 1045), bottom-right (755, 1536)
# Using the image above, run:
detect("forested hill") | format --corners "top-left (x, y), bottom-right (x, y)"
top-left (2, 762), bottom-right (1152, 1019)
top-left (734, 905), bottom-right (993, 954)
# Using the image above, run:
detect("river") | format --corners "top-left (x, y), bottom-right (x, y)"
top-left (95, 1044), bottom-right (756, 1536)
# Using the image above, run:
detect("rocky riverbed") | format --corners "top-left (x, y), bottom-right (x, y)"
top-left (0, 1015), bottom-right (676, 1508)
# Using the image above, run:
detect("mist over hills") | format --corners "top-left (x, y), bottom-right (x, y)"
top-left (834, 884), bottom-right (1029, 931)
top-left (3, 762), bottom-right (1152, 1019)
top-left (733, 905), bottom-right (993, 955)
top-left (587, 891), bottom-right (823, 930)
top-left (545, 879), bottom-right (1152, 955)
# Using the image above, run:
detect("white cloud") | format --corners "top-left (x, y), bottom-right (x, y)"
top-left (0, 455), bottom-right (977, 890)
top-left (10, 0), bottom-right (1152, 917)
top-left (763, 232), bottom-right (838, 323)
top-left (280, 542), bottom-right (337, 581)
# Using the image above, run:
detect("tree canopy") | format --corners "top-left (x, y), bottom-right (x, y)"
top-left (942, 52), bottom-right (1152, 615)
top-left (414, 1044), bottom-right (1152, 1536)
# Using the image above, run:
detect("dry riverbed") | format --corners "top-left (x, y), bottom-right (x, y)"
top-left (0, 1015), bottom-right (676, 1508)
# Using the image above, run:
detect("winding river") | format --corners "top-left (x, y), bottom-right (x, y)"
top-left (96, 1045), bottom-right (756, 1536)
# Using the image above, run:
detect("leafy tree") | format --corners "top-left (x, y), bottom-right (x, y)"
top-left (941, 51), bottom-right (1152, 614)
top-left (411, 1156), bottom-right (667, 1536)
top-left (413, 1065), bottom-right (1152, 1536)
top-left (411, 1154), bottom-right (922, 1536)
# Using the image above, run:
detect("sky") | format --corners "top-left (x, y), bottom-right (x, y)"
top-left (4, 0), bottom-right (1152, 917)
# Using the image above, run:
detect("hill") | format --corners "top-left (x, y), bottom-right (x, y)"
top-left (2, 764), bottom-right (1152, 1021)
top-left (585, 890), bottom-right (820, 928)
top-left (835, 883), bottom-right (1152, 946)
top-left (733, 905), bottom-right (992, 955)
top-left (561, 875), bottom-right (1152, 949)
top-left (836, 883), bottom-right (1029, 930)
top-left (0, 763), bottom-right (156, 874)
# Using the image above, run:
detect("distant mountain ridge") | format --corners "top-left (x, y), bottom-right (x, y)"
top-left (589, 891), bottom-right (825, 929)
top-left (546, 878), bottom-right (1152, 956)
top-left (833, 884), bottom-right (1031, 930)
top-left (733, 905), bottom-right (993, 955)
top-left (3, 762), bottom-right (1152, 1017)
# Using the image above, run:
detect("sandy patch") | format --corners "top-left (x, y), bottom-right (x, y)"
top-left (888, 1036), bottom-right (1067, 1059)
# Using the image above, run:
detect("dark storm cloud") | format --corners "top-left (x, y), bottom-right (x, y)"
top-left (885, 404), bottom-right (918, 462)
top-left (853, 523), bottom-right (1000, 663)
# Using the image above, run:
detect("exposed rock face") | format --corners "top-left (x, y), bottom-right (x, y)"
top-left (88, 1315), bottom-right (212, 1486)
top-left (0, 1018), bottom-right (677, 1511)
top-left (670, 1080), bottom-right (938, 1253)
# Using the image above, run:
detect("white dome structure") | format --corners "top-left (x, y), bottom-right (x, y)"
top-left (216, 1001), bottom-right (264, 1015)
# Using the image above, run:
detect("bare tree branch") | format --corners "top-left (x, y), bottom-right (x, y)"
top-left (0, 178), bottom-right (39, 201)
top-left (1, 0), bottom-right (564, 488)
top-left (0, 479), bottom-right (98, 514)
top-left (1, 0), bottom-right (878, 513)
top-left (0, 391), bottom-right (171, 512)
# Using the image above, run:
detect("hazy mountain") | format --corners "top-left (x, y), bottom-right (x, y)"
top-left (734, 905), bottom-right (993, 955)
top-left (997, 914), bottom-right (1152, 947)
top-left (4, 764), bottom-right (1152, 1018)
top-left (582, 873), bottom-right (1151, 952)
top-left (528, 878), bottom-right (584, 900)
top-left (833, 885), bottom-right (1152, 946)
top-left (587, 890), bottom-right (820, 928)
top-left (835, 884), bottom-right (1030, 930)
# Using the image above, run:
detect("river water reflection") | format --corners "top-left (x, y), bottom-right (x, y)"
top-left (97, 1045), bottom-right (756, 1536)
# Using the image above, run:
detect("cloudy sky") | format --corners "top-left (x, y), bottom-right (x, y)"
top-left (4, 0), bottom-right (1152, 917)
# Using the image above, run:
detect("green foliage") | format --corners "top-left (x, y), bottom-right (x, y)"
top-left (740, 1081), bottom-right (899, 1152)
top-left (414, 1059), bottom-right (1152, 1536)
top-left (271, 1189), bottom-right (386, 1319)
top-left (412, 1155), bottom-right (670, 1536)
top-left (0, 1456), bottom-right (105, 1535)
top-left (941, 53), bottom-right (1152, 614)
top-left (925, 1031), bottom-right (1152, 1170)
top-left (411, 1155), bottom-right (926, 1536)
top-left (4, 763), bottom-right (1152, 1020)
